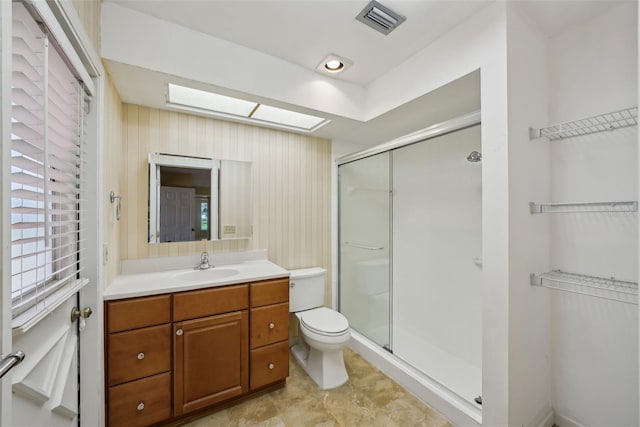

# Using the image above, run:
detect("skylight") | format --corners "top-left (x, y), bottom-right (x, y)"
top-left (166, 83), bottom-right (329, 132)
top-left (251, 104), bottom-right (326, 130)
top-left (168, 84), bottom-right (257, 117)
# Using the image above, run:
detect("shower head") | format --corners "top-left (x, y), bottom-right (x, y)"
top-left (466, 151), bottom-right (482, 162)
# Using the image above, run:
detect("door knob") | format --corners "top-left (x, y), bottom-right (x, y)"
top-left (70, 307), bottom-right (93, 323)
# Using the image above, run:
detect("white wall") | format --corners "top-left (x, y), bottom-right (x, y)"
top-left (547, 3), bottom-right (638, 426)
top-left (505, 4), bottom-right (553, 427)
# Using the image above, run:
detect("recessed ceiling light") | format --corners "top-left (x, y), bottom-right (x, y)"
top-left (324, 59), bottom-right (344, 72)
top-left (166, 83), bottom-right (329, 133)
top-left (316, 53), bottom-right (352, 76)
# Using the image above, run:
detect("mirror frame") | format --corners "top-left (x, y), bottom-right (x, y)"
top-left (148, 152), bottom-right (220, 244)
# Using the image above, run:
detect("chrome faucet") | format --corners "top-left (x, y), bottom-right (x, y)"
top-left (198, 252), bottom-right (212, 270)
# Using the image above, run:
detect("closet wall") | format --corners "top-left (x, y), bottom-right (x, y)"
top-left (545, 4), bottom-right (637, 426)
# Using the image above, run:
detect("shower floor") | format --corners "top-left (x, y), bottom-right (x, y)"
top-left (393, 329), bottom-right (482, 407)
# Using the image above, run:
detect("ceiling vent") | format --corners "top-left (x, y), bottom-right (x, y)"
top-left (356, 0), bottom-right (406, 35)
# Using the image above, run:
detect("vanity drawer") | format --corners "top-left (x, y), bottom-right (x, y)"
top-left (107, 324), bottom-right (171, 386)
top-left (250, 302), bottom-right (289, 349)
top-left (250, 278), bottom-right (289, 307)
top-left (173, 284), bottom-right (248, 321)
top-left (250, 341), bottom-right (289, 389)
top-left (108, 372), bottom-right (171, 427)
top-left (106, 295), bottom-right (171, 333)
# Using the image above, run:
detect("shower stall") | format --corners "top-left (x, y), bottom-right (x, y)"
top-left (338, 112), bottom-right (483, 412)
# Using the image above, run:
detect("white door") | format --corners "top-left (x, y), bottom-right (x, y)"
top-left (1, 2), bottom-right (94, 425)
top-left (160, 186), bottom-right (196, 242)
top-left (10, 296), bottom-right (84, 427)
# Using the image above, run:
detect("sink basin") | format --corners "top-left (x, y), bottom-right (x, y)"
top-left (172, 268), bottom-right (239, 282)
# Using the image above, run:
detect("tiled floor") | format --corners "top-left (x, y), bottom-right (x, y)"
top-left (183, 348), bottom-right (452, 427)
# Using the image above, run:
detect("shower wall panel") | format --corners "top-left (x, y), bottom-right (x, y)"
top-left (392, 125), bottom-right (482, 404)
top-left (338, 153), bottom-right (391, 348)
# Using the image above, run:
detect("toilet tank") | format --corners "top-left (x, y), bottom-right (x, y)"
top-left (289, 267), bottom-right (327, 312)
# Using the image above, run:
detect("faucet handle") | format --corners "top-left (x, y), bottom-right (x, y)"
top-left (199, 251), bottom-right (211, 269)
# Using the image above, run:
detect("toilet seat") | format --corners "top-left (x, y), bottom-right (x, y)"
top-left (298, 307), bottom-right (349, 337)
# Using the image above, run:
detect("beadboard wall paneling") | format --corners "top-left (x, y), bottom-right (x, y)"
top-left (70, 0), bottom-right (100, 54)
top-left (120, 104), bottom-right (332, 301)
top-left (103, 76), bottom-right (123, 286)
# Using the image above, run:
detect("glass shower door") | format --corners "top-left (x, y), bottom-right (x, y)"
top-left (338, 152), bottom-right (391, 349)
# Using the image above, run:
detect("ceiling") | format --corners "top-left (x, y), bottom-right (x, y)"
top-left (102, 0), bottom-right (625, 148)
top-left (104, 0), bottom-right (492, 87)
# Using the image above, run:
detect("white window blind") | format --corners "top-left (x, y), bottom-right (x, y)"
top-left (11, 2), bottom-right (87, 326)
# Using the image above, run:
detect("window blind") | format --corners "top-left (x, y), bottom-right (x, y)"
top-left (11, 2), bottom-right (87, 324)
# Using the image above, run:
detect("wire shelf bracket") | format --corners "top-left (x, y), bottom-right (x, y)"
top-left (529, 201), bottom-right (638, 214)
top-left (529, 107), bottom-right (637, 141)
top-left (530, 270), bottom-right (638, 305)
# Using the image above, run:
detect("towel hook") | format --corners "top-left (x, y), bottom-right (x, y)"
top-left (109, 191), bottom-right (122, 221)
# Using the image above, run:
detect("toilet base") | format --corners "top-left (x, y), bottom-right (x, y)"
top-left (291, 343), bottom-right (348, 390)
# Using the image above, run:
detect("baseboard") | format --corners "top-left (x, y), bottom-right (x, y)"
top-left (532, 408), bottom-right (555, 427)
top-left (555, 413), bottom-right (586, 427)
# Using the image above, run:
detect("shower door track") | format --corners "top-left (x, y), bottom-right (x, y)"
top-left (336, 110), bottom-right (481, 166)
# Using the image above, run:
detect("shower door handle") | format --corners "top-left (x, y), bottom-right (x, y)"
top-left (344, 242), bottom-right (383, 251)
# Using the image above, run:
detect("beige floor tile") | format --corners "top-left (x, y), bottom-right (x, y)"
top-left (180, 347), bottom-right (452, 427)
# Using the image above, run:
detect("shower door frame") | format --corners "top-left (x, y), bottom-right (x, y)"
top-left (336, 109), bottom-right (481, 350)
top-left (337, 111), bottom-right (481, 165)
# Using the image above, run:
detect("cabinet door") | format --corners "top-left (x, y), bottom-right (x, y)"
top-left (173, 311), bottom-right (248, 415)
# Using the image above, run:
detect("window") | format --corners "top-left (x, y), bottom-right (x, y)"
top-left (10, 3), bottom-right (88, 327)
top-left (200, 200), bottom-right (209, 231)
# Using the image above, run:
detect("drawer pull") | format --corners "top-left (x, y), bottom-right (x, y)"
top-left (268, 362), bottom-right (275, 370)
top-left (268, 322), bottom-right (275, 329)
top-left (137, 352), bottom-right (145, 360)
top-left (176, 329), bottom-right (183, 336)
top-left (137, 402), bottom-right (145, 411)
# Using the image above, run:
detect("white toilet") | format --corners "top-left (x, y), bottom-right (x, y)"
top-left (289, 267), bottom-right (351, 389)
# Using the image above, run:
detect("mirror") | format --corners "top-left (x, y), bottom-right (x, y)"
top-left (220, 160), bottom-right (252, 240)
top-left (148, 153), bottom-right (253, 243)
top-left (148, 153), bottom-right (219, 243)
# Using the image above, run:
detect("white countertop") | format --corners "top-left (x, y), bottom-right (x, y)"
top-left (104, 259), bottom-right (290, 300)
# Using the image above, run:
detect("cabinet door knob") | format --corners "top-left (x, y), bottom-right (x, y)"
top-left (268, 362), bottom-right (275, 370)
top-left (268, 322), bottom-right (275, 329)
top-left (137, 352), bottom-right (145, 360)
top-left (137, 402), bottom-right (145, 411)
top-left (176, 329), bottom-right (183, 336)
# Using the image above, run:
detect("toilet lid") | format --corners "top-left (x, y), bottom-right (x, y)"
top-left (300, 307), bottom-right (349, 336)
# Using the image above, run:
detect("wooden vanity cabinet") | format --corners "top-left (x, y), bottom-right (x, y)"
top-left (105, 277), bottom-right (289, 427)
top-left (172, 285), bottom-right (249, 416)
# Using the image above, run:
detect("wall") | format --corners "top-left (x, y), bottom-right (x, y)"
top-left (505, 4), bottom-right (553, 427)
top-left (71, 0), bottom-right (100, 51)
top-left (119, 104), bottom-right (332, 299)
top-left (547, 4), bottom-right (638, 426)
top-left (103, 77), bottom-right (123, 286)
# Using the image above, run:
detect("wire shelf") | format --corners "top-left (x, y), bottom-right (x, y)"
top-left (529, 107), bottom-right (637, 140)
top-left (529, 201), bottom-right (638, 214)
top-left (530, 270), bottom-right (638, 304)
